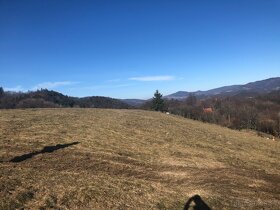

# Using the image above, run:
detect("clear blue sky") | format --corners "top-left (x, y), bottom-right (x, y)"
top-left (1, 0), bottom-right (279, 99)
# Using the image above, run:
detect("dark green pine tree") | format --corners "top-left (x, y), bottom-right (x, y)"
top-left (152, 90), bottom-right (165, 112)
top-left (0, 87), bottom-right (4, 98)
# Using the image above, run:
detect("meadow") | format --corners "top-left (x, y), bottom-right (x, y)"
top-left (0, 109), bottom-right (279, 209)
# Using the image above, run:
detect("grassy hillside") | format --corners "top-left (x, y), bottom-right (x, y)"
top-left (0, 109), bottom-right (279, 209)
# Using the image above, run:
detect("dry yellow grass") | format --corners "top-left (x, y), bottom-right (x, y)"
top-left (0, 108), bottom-right (279, 209)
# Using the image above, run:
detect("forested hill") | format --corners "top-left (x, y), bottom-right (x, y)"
top-left (0, 88), bottom-right (131, 109)
top-left (165, 77), bottom-right (280, 100)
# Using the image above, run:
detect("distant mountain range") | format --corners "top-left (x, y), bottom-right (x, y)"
top-left (1, 77), bottom-right (279, 108)
top-left (121, 77), bottom-right (280, 106)
top-left (164, 77), bottom-right (280, 100)
top-left (119, 99), bottom-right (147, 106)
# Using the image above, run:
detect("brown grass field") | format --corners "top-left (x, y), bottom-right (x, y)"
top-left (0, 108), bottom-right (279, 209)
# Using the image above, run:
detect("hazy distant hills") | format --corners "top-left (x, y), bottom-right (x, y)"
top-left (1, 77), bottom-right (279, 108)
top-left (119, 99), bottom-right (147, 106)
top-left (122, 77), bottom-right (280, 106)
top-left (165, 77), bottom-right (280, 100)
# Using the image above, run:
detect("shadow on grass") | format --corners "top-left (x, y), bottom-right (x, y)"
top-left (10, 142), bottom-right (79, 163)
top-left (184, 194), bottom-right (211, 210)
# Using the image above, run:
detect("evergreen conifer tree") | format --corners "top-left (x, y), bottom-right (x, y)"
top-left (0, 87), bottom-right (4, 98)
top-left (152, 90), bottom-right (165, 111)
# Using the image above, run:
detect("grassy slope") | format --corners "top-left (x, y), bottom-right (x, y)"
top-left (0, 109), bottom-right (279, 209)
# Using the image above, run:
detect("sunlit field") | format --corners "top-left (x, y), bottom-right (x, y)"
top-left (0, 109), bottom-right (279, 209)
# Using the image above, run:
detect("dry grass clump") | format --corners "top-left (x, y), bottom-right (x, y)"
top-left (0, 108), bottom-right (279, 209)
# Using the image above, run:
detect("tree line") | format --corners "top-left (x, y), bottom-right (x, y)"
top-left (0, 88), bottom-right (131, 109)
top-left (1, 86), bottom-right (279, 137)
top-left (146, 90), bottom-right (280, 137)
